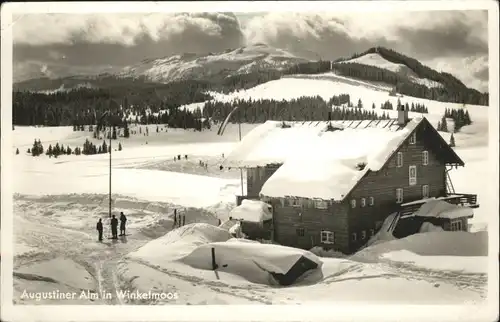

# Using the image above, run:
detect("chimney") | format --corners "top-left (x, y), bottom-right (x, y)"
top-left (397, 103), bottom-right (409, 125)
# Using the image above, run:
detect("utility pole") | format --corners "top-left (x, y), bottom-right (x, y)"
top-left (238, 112), bottom-right (244, 196)
top-left (109, 121), bottom-right (112, 222)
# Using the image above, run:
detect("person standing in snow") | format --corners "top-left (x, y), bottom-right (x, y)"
top-left (96, 218), bottom-right (103, 241)
top-left (110, 215), bottom-right (119, 239)
top-left (119, 212), bottom-right (127, 236)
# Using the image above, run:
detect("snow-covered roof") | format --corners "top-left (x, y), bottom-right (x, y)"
top-left (228, 199), bottom-right (273, 223)
top-left (259, 117), bottom-right (423, 200)
top-left (222, 119), bottom-right (410, 168)
top-left (185, 240), bottom-right (322, 275)
top-left (412, 200), bottom-right (474, 220)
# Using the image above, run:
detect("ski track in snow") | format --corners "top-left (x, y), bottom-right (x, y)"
top-left (13, 196), bottom-right (175, 304)
top-left (13, 194), bottom-right (487, 305)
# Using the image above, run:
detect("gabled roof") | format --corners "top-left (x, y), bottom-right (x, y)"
top-left (222, 116), bottom-right (464, 201)
top-left (260, 118), bottom-right (423, 200)
top-left (222, 119), bottom-right (409, 168)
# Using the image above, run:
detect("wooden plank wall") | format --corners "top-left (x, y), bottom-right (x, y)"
top-left (267, 198), bottom-right (350, 254)
top-left (347, 125), bottom-right (447, 252)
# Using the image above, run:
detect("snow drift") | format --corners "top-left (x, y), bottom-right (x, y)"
top-left (181, 239), bottom-right (323, 286)
top-left (354, 230), bottom-right (488, 260)
top-left (128, 223), bottom-right (232, 264)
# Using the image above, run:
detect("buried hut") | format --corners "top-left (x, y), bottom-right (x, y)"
top-left (226, 199), bottom-right (274, 240)
top-left (221, 107), bottom-right (479, 254)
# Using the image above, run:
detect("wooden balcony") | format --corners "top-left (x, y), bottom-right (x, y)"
top-left (446, 193), bottom-right (479, 208)
top-left (400, 193), bottom-right (479, 216)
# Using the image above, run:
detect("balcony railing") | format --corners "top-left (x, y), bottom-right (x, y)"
top-left (400, 193), bottom-right (479, 216)
top-left (446, 193), bottom-right (479, 208)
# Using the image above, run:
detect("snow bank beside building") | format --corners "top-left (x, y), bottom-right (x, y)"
top-left (419, 222), bottom-right (444, 233)
top-left (354, 230), bottom-right (488, 260)
top-left (365, 212), bottom-right (399, 247)
top-left (380, 250), bottom-right (487, 274)
top-left (228, 199), bottom-right (272, 223)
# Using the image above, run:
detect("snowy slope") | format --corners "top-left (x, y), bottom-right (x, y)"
top-left (118, 44), bottom-right (307, 83)
top-left (340, 53), bottom-right (443, 88)
top-left (8, 60), bottom-right (493, 309)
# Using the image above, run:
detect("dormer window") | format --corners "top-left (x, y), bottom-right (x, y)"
top-left (409, 132), bottom-right (416, 144)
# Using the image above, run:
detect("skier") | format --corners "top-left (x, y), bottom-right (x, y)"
top-left (111, 215), bottom-right (118, 239)
top-left (119, 212), bottom-right (127, 236)
top-left (96, 218), bottom-right (103, 241)
top-left (173, 209), bottom-right (177, 228)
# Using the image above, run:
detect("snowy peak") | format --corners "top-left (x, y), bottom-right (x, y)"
top-left (341, 53), bottom-right (442, 88)
top-left (118, 44), bottom-right (308, 83)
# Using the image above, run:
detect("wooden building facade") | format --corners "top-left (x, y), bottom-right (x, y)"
top-left (223, 110), bottom-right (479, 254)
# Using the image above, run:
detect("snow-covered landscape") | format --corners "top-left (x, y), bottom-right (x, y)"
top-left (3, 6), bottom-right (498, 322)
top-left (6, 68), bottom-right (494, 307)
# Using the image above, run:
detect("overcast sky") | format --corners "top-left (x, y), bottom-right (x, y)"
top-left (12, 10), bottom-right (489, 92)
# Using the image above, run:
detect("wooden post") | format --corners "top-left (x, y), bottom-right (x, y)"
top-left (211, 247), bottom-right (218, 270)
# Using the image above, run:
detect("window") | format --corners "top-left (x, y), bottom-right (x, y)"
top-left (396, 188), bottom-right (404, 204)
top-left (361, 230), bottom-right (366, 240)
top-left (422, 185), bottom-right (430, 199)
top-left (409, 165), bottom-right (417, 186)
top-left (296, 227), bottom-right (305, 237)
top-left (289, 198), bottom-right (301, 207)
top-left (409, 132), bottom-right (416, 144)
top-left (450, 220), bottom-right (463, 231)
top-left (321, 230), bottom-right (334, 244)
top-left (396, 152), bottom-right (403, 167)
top-left (370, 229), bottom-right (375, 237)
top-left (422, 151), bottom-right (429, 166)
top-left (369, 196), bottom-right (375, 206)
top-left (361, 198), bottom-right (366, 207)
top-left (315, 199), bottom-right (328, 209)
top-left (350, 199), bottom-right (356, 208)
top-left (351, 233), bottom-right (357, 242)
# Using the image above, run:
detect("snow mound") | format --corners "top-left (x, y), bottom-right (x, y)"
top-left (309, 246), bottom-right (347, 258)
top-left (365, 212), bottom-right (399, 247)
top-left (128, 223), bottom-right (232, 263)
top-left (419, 222), bottom-right (444, 233)
top-left (380, 249), bottom-right (487, 274)
top-left (228, 221), bottom-right (244, 237)
top-left (228, 199), bottom-right (272, 223)
top-left (413, 199), bottom-right (474, 219)
top-left (14, 257), bottom-right (96, 292)
top-left (181, 239), bottom-right (323, 285)
top-left (355, 231), bottom-right (488, 260)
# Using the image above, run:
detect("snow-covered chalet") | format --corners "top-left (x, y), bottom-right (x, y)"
top-left (222, 107), bottom-right (479, 254)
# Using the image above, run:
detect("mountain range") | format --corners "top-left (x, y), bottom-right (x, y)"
top-left (13, 44), bottom-right (488, 106)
